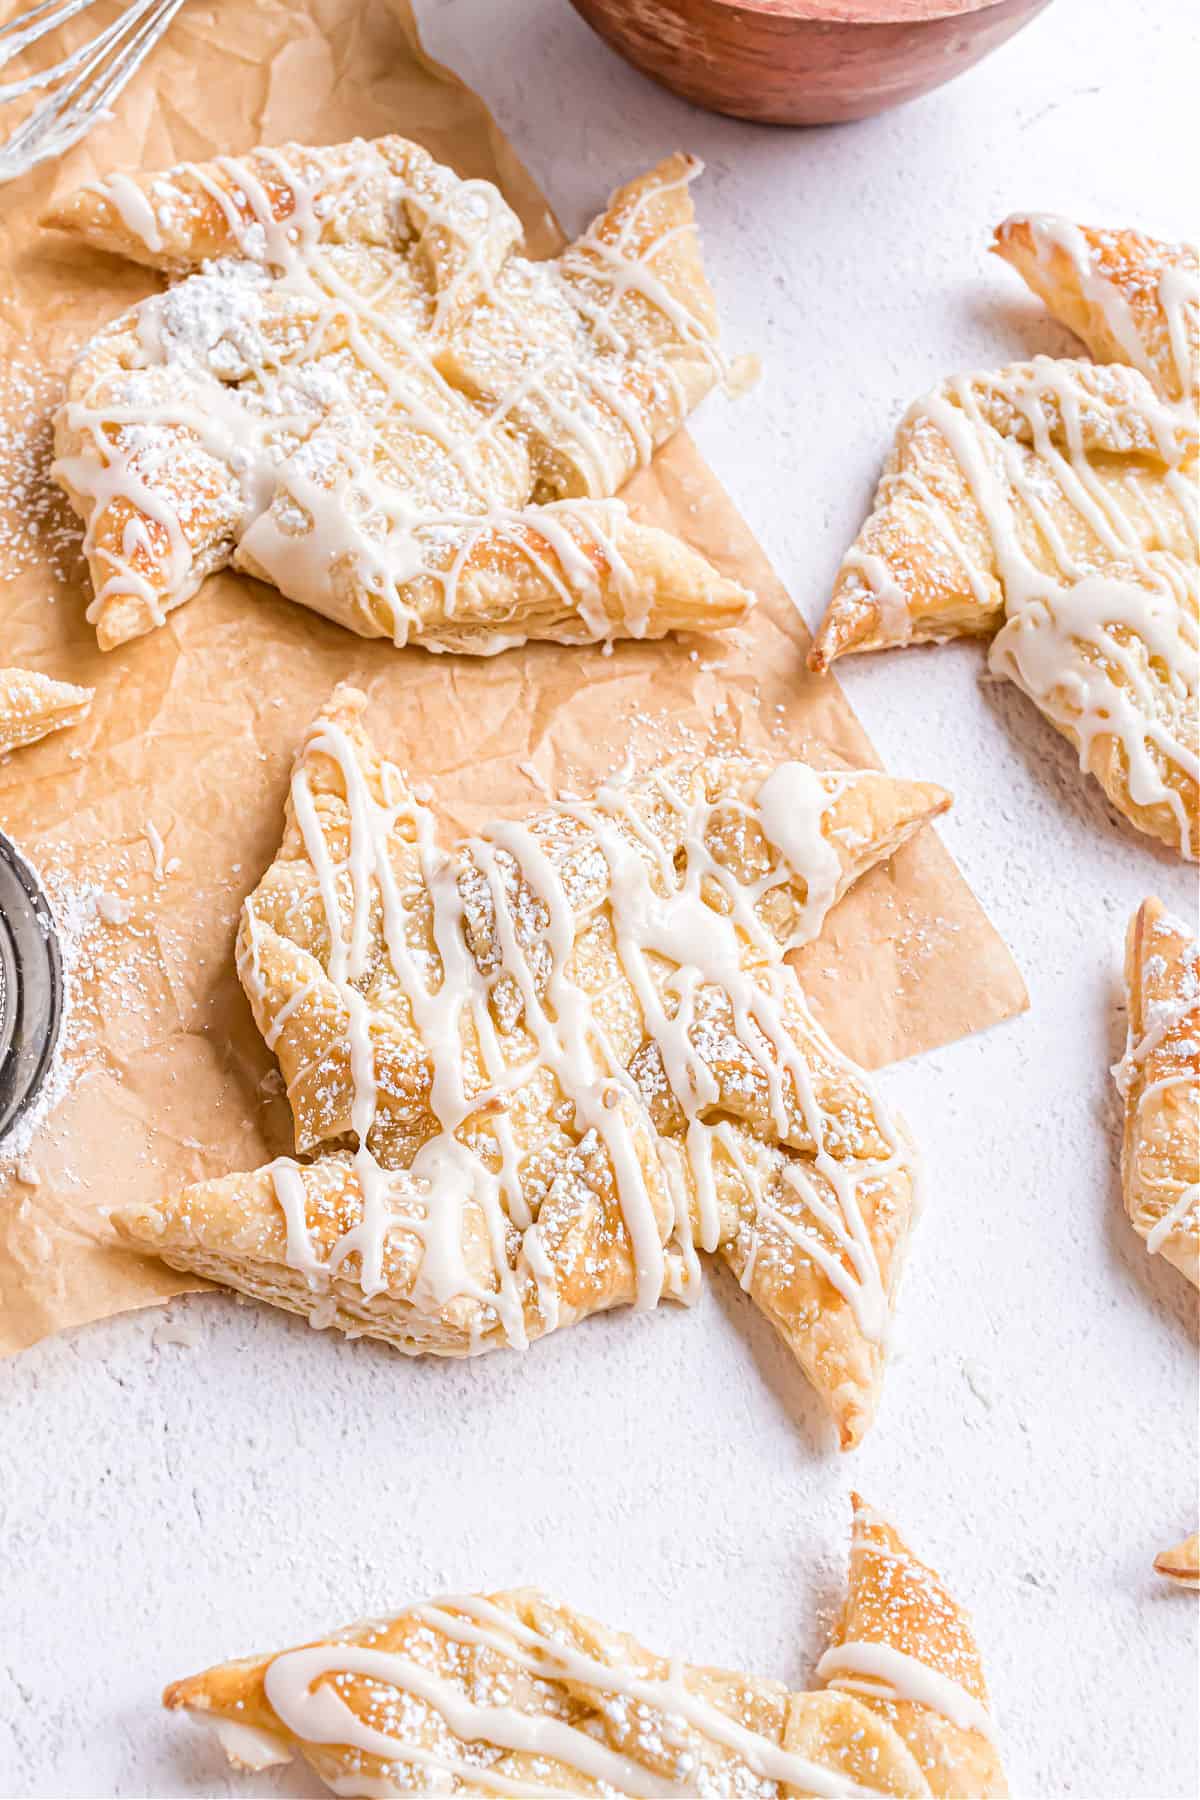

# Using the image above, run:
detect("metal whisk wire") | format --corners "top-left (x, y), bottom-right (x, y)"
top-left (0, 0), bottom-right (188, 184)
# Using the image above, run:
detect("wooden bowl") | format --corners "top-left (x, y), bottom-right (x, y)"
top-left (564, 0), bottom-right (1054, 125)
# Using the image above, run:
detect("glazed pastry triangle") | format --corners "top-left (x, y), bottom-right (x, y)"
top-left (47, 139), bottom-right (751, 654)
top-left (114, 685), bottom-right (951, 1446)
top-left (809, 215), bottom-right (1199, 860)
top-left (0, 666), bottom-right (93, 755)
top-left (161, 1496), bottom-right (1007, 1797)
top-left (1112, 897), bottom-right (1199, 1288)
top-left (1154, 1532), bottom-right (1199, 1589)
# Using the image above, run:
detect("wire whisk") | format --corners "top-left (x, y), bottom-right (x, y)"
top-left (0, 0), bottom-right (188, 184)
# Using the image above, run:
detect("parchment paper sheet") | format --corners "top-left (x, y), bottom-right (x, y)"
top-left (0, 0), bottom-right (1026, 1354)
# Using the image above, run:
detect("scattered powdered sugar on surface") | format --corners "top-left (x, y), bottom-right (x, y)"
top-left (0, 846), bottom-right (172, 1172)
top-left (1, 869), bottom-right (96, 1168)
top-left (0, 351), bottom-right (86, 586)
top-left (151, 1307), bottom-right (204, 1350)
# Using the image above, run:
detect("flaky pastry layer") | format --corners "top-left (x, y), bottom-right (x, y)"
top-left (115, 684), bottom-right (952, 1447)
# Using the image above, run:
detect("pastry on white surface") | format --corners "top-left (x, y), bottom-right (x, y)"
top-left (1112, 896), bottom-right (1199, 1288)
top-left (162, 1495), bottom-right (1008, 1797)
top-left (114, 684), bottom-right (951, 1447)
top-left (1112, 898), bottom-right (1198, 1589)
top-left (1154, 1532), bottom-right (1200, 1589)
top-left (0, 666), bottom-right (93, 755)
top-left (809, 215), bottom-right (1199, 860)
top-left (48, 138), bottom-right (751, 655)
top-left (992, 216), bottom-right (1199, 407)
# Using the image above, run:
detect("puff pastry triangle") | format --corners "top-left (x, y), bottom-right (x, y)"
top-left (114, 685), bottom-right (951, 1446)
top-left (809, 215), bottom-right (1199, 859)
top-left (0, 666), bottom-right (93, 755)
top-left (1112, 896), bottom-right (1199, 1288)
top-left (1154, 1533), bottom-right (1200, 1589)
top-left (48, 139), bottom-right (750, 654)
top-left (161, 1496), bottom-right (1006, 1797)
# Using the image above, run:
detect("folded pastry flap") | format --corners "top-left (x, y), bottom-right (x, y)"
top-left (41, 134), bottom-right (525, 277)
top-left (782, 1690), bottom-right (933, 1797)
top-left (0, 666), bottom-right (93, 753)
top-left (992, 215), bottom-right (1200, 406)
top-left (810, 355), bottom-right (1197, 672)
top-left (516, 1590), bottom-right (796, 1757)
top-left (438, 153), bottom-right (720, 504)
top-left (809, 406), bottom-right (1008, 670)
top-left (574, 153), bottom-right (719, 341)
top-left (824, 1497), bottom-right (1006, 1799)
top-left (0, 0), bottom-right (1026, 1354)
top-left (56, 323), bottom-right (248, 650)
top-left (715, 1131), bottom-right (913, 1451)
top-left (1126, 896), bottom-right (1193, 1029)
top-left (112, 1092), bottom-right (675, 1348)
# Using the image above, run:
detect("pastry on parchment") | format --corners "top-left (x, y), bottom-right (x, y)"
top-left (1154, 1533), bottom-right (1199, 1589)
top-left (161, 1496), bottom-right (1007, 1797)
top-left (809, 215), bottom-right (1199, 860)
top-left (114, 684), bottom-right (951, 1447)
top-left (47, 137), bottom-right (751, 655)
top-left (1113, 897), bottom-right (1199, 1288)
top-left (0, 666), bottom-right (92, 755)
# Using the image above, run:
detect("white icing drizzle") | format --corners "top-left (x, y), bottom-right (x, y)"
top-left (57, 141), bottom-right (727, 651)
top-left (1018, 213), bottom-right (1200, 403)
top-left (754, 762), bottom-right (844, 941)
top-left (816, 1640), bottom-right (997, 1745)
top-left (846, 217), bottom-right (1199, 847)
top-left (258, 1593), bottom-right (874, 1797)
top-left (102, 171), bottom-right (165, 254)
top-left (904, 358), bottom-right (1200, 854)
top-left (239, 717), bottom-right (906, 1353)
top-left (1113, 924), bottom-right (1200, 1098)
top-left (1113, 911), bottom-right (1200, 1256)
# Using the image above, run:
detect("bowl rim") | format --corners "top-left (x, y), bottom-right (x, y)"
top-left (597, 0), bottom-right (1028, 22)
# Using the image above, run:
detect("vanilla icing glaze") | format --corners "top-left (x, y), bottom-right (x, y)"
top-left (54, 140), bottom-right (730, 651)
top-left (186, 1585), bottom-right (995, 1796)
top-left (833, 214), bottom-right (1200, 854)
top-left (935, 355), bottom-right (1197, 852)
top-left (993, 217), bottom-right (1198, 848)
top-left (234, 708), bottom-right (914, 1361)
top-left (1112, 904), bottom-right (1200, 1259)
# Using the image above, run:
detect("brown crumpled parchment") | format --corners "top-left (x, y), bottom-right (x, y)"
top-left (0, 0), bottom-right (1026, 1355)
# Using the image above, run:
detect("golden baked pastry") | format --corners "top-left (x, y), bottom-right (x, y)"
top-left (47, 138), bottom-right (751, 655)
top-left (993, 216), bottom-right (1199, 408)
top-left (809, 214), bottom-right (1199, 860)
top-left (1154, 1533), bottom-right (1200, 1589)
top-left (114, 685), bottom-right (951, 1447)
top-left (162, 1495), bottom-right (1007, 1797)
top-left (1113, 897), bottom-right (1199, 1288)
top-left (1112, 898), bottom-right (1198, 1586)
top-left (0, 666), bottom-right (93, 755)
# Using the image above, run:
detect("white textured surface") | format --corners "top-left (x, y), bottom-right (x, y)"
top-left (1, 0), bottom-right (1197, 1795)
